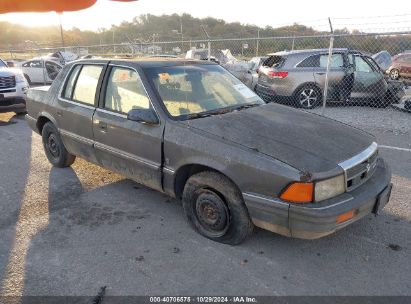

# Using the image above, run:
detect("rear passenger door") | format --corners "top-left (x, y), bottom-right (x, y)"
top-left (351, 55), bottom-right (387, 99)
top-left (57, 63), bottom-right (105, 163)
top-left (92, 65), bottom-right (164, 191)
top-left (313, 53), bottom-right (345, 96)
top-left (23, 60), bottom-right (44, 83)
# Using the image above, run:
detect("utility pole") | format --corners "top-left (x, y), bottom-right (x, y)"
top-left (256, 29), bottom-right (260, 56)
top-left (180, 15), bottom-right (184, 52)
top-left (322, 17), bottom-right (334, 116)
top-left (152, 33), bottom-right (157, 55)
top-left (113, 29), bottom-right (116, 54)
top-left (58, 13), bottom-right (65, 48)
top-left (201, 25), bottom-right (211, 61)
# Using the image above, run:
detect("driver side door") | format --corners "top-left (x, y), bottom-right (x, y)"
top-left (93, 65), bottom-right (164, 191)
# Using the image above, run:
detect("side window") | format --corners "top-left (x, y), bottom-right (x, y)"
top-left (45, 61), bottom-right (62, 80)
top-left (263, 56), bottom-right (284, 68)
top-left (319, 54), bottom-right (344, 68)
top-left (63, 65), bottom-right (82, 99)
top-left (297, 55), bottom-right (320, 68)
top-left (26, 60), bottom-right (43, 68)
top-left (355, 56), bottom-right (373, 73)
top-left (104, 67), bottom-right (151, 114)
top-left (72, 65), bottom-right (104, 105)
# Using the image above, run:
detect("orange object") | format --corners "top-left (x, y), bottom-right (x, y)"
top-left (0, 0), bottom-right (138, 13)
top-left (280, 182), bottom-right (314, 203)
top-left (336, 210), bottom-right (356, 224)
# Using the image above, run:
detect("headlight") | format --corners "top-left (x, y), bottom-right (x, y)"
top-left (15, 74), bottom-right (26, 83)
top-left (280, 175), bottom-right (346, 204)
top-left (315, 175), bottom-right (345, 202)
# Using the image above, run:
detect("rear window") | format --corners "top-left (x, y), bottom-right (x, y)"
top-left (62, 64), bottom-right (104, 106)
top-left (72, 65), bottom-right (103, 105)
top-left (297, 54), bottom-right (344, 68)
top-left (263, 56), bottom-right (284, 68)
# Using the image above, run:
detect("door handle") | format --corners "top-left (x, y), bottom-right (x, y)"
top-left (98, 121), bottom-right (108, 132)
top-left (315, 72), bottom-right (326, 75)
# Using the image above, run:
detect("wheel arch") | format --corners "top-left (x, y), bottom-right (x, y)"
top-left (293, 82), bottom-right (323, 97)
top-left (173, 163), bottom-right (240, 200)
top-left (36, 112), bottom-right (57, 134)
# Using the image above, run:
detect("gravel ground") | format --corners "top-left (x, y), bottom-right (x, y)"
top-left (309, 106), bottom-right (411, 139)
top-left (0, 109), bottom-right (410, 297)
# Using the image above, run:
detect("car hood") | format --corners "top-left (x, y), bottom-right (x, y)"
top-left (0, 67), bottom-right (23, 77)
top-left (184, 103), bottom-right (375, 173)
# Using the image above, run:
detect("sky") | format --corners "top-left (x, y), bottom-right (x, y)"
top-left (0, 0), bottom-right (410, 32)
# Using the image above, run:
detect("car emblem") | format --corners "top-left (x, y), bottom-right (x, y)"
top-left (366, 163), bottom-right (371, 173)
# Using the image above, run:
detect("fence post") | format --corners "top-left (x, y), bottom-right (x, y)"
top-left (322, 18), bottom-right (334, 116)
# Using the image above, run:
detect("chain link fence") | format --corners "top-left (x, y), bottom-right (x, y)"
top-left (1, 24), bottom-right (411, 133)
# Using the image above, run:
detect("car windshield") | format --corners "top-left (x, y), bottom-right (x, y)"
top-left (145, 64), bottom-right (264, 119)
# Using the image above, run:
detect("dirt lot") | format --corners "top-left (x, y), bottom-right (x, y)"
top-left (0, 108), bottom-right (410, 297)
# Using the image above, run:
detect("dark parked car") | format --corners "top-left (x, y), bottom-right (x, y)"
top-left (26, 59), bottom-right (392, 244)
top-left (256, 49), bottom-right (404, 109)
top-left (388, 53), bottom-right (411, 80)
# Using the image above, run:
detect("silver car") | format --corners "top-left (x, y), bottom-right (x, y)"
top-left (256, 48), bottom-right (400, 109)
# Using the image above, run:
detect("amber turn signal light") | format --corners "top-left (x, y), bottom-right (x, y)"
top-left (336, 209), bottom-right (356, 224)
top-left (280, 182), bottom-right (314, 203)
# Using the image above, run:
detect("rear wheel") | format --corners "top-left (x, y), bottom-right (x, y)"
top-left (182, 171), bottom-right (253, 245)
top-left (42, 122), bottom-right (75, 168)
top-left (389, 69), bottom-right (400, 80)
top-left (295, 85), bottom-right (322, 109)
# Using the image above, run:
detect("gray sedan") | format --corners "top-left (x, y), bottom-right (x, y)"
top-left (25, 59), bottom-right (392, 244)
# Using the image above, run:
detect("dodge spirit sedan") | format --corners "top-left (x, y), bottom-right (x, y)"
top-left (25, 59), bottom-right (392, 244)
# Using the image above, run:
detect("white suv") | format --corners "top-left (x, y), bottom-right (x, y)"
top-left (0, 58), bottom-right (29, 114)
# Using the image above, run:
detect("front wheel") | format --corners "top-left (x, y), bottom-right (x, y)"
top-left (182, 171), bottom-right (253, 245)
top-left (295, 85), bottom-right (323, 109)
top-left (42, 122), bottom-right (76, 168)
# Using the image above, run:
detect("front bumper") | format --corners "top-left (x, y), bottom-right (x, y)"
top-left (0, 96), bottom-right (26, 113)
top-left (243, 158), bottom-right (392, 239)
top-left (0, 83), bottom-right (28, 113)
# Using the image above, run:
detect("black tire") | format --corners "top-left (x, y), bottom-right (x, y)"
top-left (42, 122), bottom-right (75, 168)
top-left (294, 85), bottom-right (323, 109)
top-left (389, 69), bottom-right (400, 80)
top-left (182, 171), bottom-right (253, 245)
top-left (24, 74), bottom-right (32, 85)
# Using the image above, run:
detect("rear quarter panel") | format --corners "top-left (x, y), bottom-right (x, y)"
top-left (26, 66), bottom-right (68, 132)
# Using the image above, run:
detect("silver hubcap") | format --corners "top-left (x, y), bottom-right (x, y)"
top-left (391, 70), bottom-right (399, 79)
top-left (299, 89), bottom-right (317, 108)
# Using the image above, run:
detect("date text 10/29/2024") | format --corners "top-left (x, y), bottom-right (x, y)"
top-left (150, 297), bottom-right (257, 303)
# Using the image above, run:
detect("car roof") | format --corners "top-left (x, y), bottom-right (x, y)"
top-left (267, 48), bottom-right (362, 56)
top-left (69, 58), bottom-right (217, 68)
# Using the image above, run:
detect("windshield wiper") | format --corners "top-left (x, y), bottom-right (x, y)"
top-left (234, 103), bottom-right (261, 111)
top-left (185, 104), bottom-right (261, 120)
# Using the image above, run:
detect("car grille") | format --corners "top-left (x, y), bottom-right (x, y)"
top-left (339, 143), bottom-right (379, 192)
top-left (0, 76), bottom-right (16, 90)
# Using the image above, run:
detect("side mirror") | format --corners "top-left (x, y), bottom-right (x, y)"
top-left (127, 108), bottom-right (159, 125)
